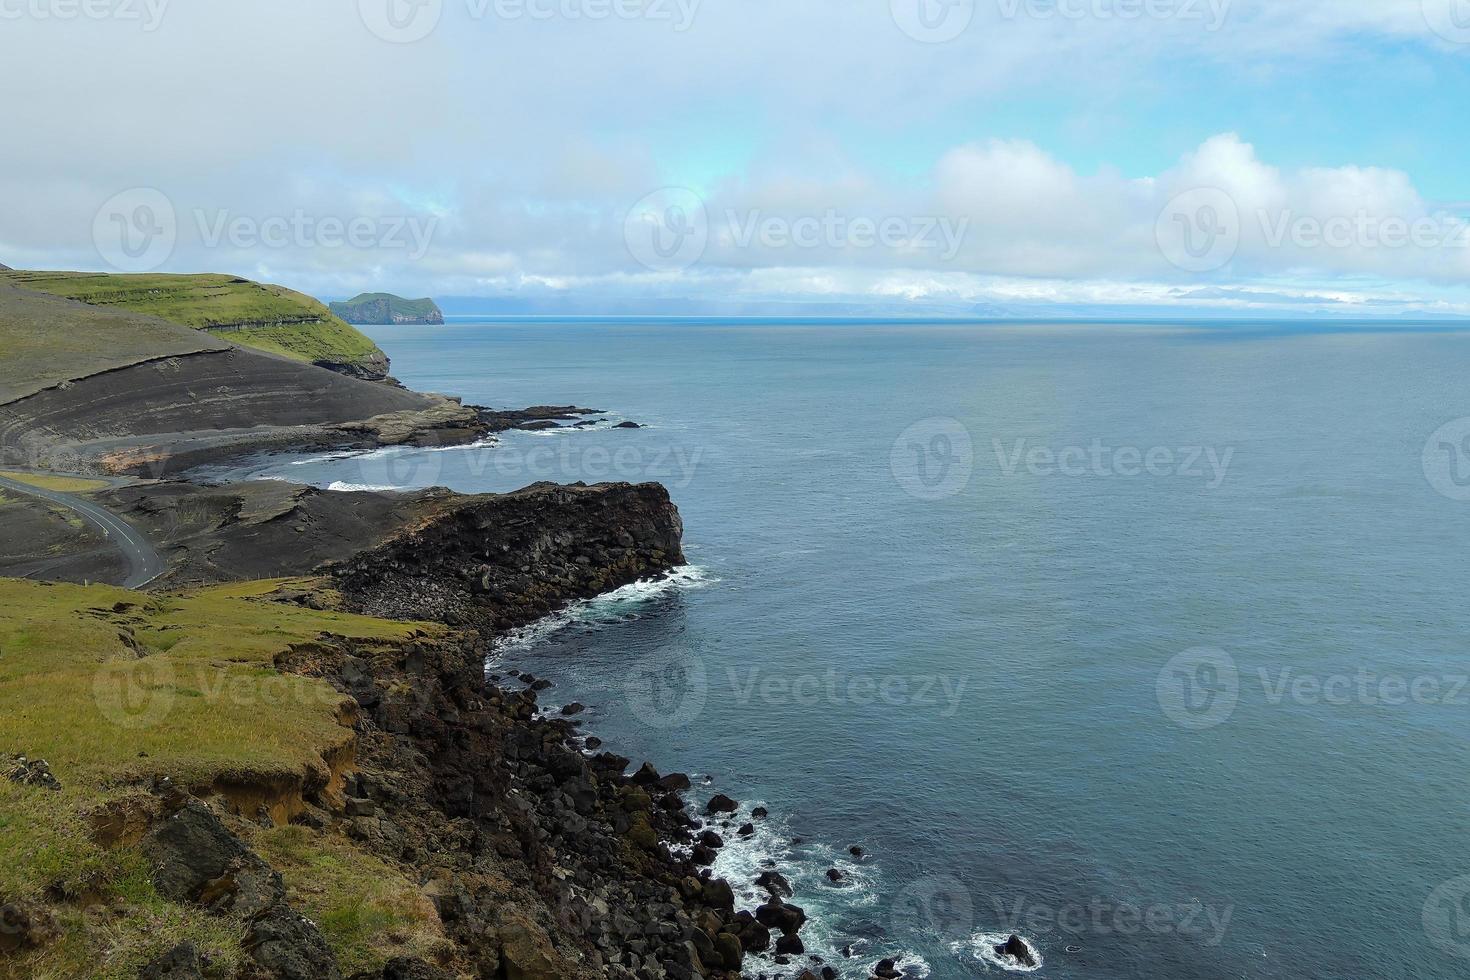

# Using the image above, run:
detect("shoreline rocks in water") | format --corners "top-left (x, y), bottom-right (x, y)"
top-left (994, 933), bottom-right (1038, 968)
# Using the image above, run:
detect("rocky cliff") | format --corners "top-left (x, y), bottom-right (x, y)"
top-left (331, 293), bottom-right (445, 326)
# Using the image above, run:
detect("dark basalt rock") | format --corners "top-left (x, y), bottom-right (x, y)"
top-left (995, 933), bottom-right (1038, 967)
top-left (756, 869), bottom-right (794, 898)
top-left (245, 904), bottom-right (342, 980)
top-left (141, 801), bottom-right (284, 917)
top-left (707, 793), bottom-right (739, 814)
top-left (872, 958), bottom-right (903, 978)
top-left (755, 895), bottom-right (807, 934)
top-left (775, 932), bottom-right (805, 955)
top-left (139, 941), bottom-right (205, 979)
top-left (826, 867), bottom-right (844, 882)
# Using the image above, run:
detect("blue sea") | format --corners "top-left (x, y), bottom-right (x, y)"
top-left (246, 318), bottom-right (1470, 979)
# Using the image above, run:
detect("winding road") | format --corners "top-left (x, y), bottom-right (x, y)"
top-left (0, 474), bottom-right (164, 588)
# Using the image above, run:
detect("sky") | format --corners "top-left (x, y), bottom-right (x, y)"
top-left (3, 0), bottom-right (1470, 317)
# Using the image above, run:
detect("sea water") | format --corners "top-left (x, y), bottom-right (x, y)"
top-left (246, 319), bottom-right (1470, 979)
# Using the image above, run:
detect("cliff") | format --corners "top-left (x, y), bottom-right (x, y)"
top-left (0, 483), bottom-right (782, 980)
top-left (331, 293), bottom-right (445, 326)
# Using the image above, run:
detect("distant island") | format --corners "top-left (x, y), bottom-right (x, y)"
top-left (330, 292), bottom-right (444, 325)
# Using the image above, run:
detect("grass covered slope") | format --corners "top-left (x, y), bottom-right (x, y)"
top-left (1, 271), bottom-right (391, 380)
top-left (0, 281), bottom-right (226, 405)
top-left (330, 293), bottom-right (443, 325)
top-left (0, 577), bottom-right (449, 978)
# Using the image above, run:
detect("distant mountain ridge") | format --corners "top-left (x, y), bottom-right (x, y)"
top-left (331, 292), bottom-right (444, 325)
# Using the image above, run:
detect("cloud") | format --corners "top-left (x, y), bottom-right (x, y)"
top-left (1, 0), bottom-right (1466, 315)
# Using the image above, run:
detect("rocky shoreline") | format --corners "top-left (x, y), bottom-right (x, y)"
top-left (116, 478), bottom-right (840, 980)
top-left (0, 268), bottom-right (849, 978)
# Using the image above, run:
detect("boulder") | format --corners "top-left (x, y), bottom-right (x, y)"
top-left (754, 896), bottom-right (806, 934)
top-left (755, 869), bottom-right (793, 898)
top-left (706, 793), bottom-right (738, 814)
top-left (138, 942), bottom-right (204, 979)
top-left (244, 904), bottom-right (342, 980)
top-left (141, 801), bottom-right (283, 917)
top-left (994, 934), bottom-right (1037, 968)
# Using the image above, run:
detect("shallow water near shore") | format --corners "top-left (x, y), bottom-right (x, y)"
top-left (248, 319), bottom-right (1470, 979)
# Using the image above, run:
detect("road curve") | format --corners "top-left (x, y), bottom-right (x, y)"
top-left (0, 474), bottom-right (164, 588)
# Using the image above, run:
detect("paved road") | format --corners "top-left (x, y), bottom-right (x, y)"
top-left (0, 474), bottom-right (164, 588)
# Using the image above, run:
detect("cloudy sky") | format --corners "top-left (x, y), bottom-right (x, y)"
top-left (4, 0), bottom-right (1470, 316)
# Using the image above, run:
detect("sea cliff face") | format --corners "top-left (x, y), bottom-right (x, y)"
top-left (331, 481), bottom-right (685, 631)
top-left (330, 293), bottom-right (446, 326)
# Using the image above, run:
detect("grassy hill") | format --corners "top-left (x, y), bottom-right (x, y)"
top-left (330, 292), bottom-right (444, 325)
top-left (0, 280), bottom-right (227, 405)
top-left (1, 271), bottom-right (391, 380)
top-left (0, 577), bottom-right (447, 978)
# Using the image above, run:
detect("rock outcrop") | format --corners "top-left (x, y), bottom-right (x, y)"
top-left (331, 293), bottom-right (445, 326)
top-left (331, 481), bottom-right (684, 632)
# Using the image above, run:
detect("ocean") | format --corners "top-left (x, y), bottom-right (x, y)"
top-left (241, 318), bottom-right (1470, 979)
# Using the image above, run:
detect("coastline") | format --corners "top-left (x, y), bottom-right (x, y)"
top-left (0, 306), bottom-right (828, 980)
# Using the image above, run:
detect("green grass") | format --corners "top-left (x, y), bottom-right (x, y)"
top-left (0, 471), bottom-right (110, 494)
top-left (0, 577), bottom-right (453, 978)
top-left (252, 826), bottom-right (447, 975)
top-left (1, 271), bottom-right (386, 375)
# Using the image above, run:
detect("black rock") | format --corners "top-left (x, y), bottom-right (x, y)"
top-left (141, 801), bottom-right (283, 917)
top-left (826, 868), bottom-right (844, 882)
top-left (994, 934), bottom-right (1037, 968)
top-left (849, 845), bottom-right (864, 857)
top-left (245, 904), bottom-right (342, 979)
top-left (138, 942), bottom-right (204, 979)
top-left (775, 933), bottom-right (805, 955)
top-left (755, 896), bottom-right (806, 934)
top-left (707, 793), bottom-right (738, 814)
top-left (615, 421), bottom-right (643, 429)
top-left (751, 806), bottom-right (768, 819)
top-left (560, 702), bottom-right (585, 715)
top-left (755, 869), bottom-right (793, 898)
top-left (872, 958), bottom-right (903, 979)
top-left (737, 822), bottom-right (755, 836)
